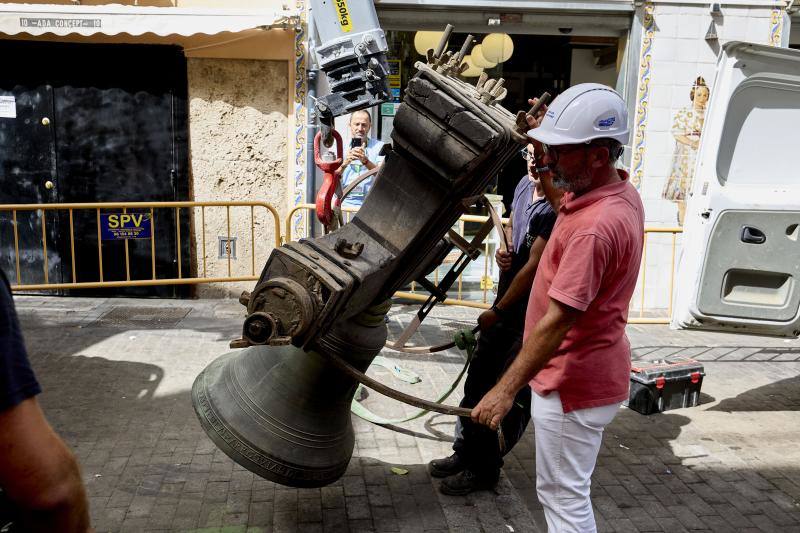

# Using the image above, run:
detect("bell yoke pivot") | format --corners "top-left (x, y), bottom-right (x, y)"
top-left (192, 25), bottom-right (545, 488)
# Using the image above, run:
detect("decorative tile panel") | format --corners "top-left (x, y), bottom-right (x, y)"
top-left (292, 0), bottom-right (308, 240)
top-left (769, 6), bottom-right (783, 47)
top-left (631, 2), bottom-right (655, 190)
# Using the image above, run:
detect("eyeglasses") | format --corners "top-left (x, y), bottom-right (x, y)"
top-left (540, 143), bottom-right (588, 164)
top-left (519, 148), bottom-right (534, 162)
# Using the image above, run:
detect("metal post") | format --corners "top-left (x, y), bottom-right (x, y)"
top-left (96, 209), bottom-right (104, 282)
top-left (176, 207), bottom-right (182, 279)
top-left (40, 209), bottom-right (48, 285)
top-left (69, 209), bottom-right (76, 283)
top-left (12, 210), bottom-right (20, 284)
top-left (226, 205), bottom-right (232, 277)
top-left (250, 205), bottom-right (256, 276)
top-left (123, 207), bottom-right (130, 281)
top-left (150, 208), bottom-right (156, 280)
top-left (201, 206), bottom-right (206, 278)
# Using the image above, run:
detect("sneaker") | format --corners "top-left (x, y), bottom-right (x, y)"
top-left (428, 453), bottom-right (466, 478)
top-left (439, 469), bottom-right (499, 496)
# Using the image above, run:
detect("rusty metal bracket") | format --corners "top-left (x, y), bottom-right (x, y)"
top-left (446, 229), bottom-right (481, 260)
top-left (414, 277), bottom-right (446, 301)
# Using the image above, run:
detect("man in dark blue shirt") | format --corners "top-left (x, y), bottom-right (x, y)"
top-left (0, 270), bottom-right (91, 532)
top-left (0, 276), bottom-right (40, 411)
top-left (429, 143), bottom-right (561, 495)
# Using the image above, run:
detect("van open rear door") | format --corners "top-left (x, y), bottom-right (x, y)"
top-left (671, 42), bottom-right (800, 337)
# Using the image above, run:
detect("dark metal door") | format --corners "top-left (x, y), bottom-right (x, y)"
top-left (0, 82), bottom-right (61, 287)
top-left (0, 41), bottom-right (190, 297)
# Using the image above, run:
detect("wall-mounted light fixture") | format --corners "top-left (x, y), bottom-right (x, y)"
top-left (413, 31), bottom-right (444, 55)
top-left (461, 56), bottom-right (483, 77)
top-left (471, 44), bottom-right (497, 68)
top-left (705, 20), bottom-right (718, 40)
top-left (481, 33), bottom-right (514, 63)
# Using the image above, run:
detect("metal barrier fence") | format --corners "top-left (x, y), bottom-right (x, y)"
top-left (4, 200), bottom-right (682, 325)
top-left (635, 227), bottom-right (684, 324)
top-left (286, 203), bottom-right (683, 324)
top-left (2, 201), bottom-right (281, 291)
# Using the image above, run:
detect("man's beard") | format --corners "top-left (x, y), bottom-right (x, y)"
top-left (552, 168), bottom-right (592, 193)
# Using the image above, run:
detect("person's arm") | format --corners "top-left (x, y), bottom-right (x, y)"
top-left (0, 397), bottom-right (91, 532)
top-left (473, 232), bottom-right (612, 429)
top-left (335, 149), bottom-right (357, 176)
top-left (478, 235), bottom-right (547, 332)
top-left (472, 297), bottom-right (580, 430)
top-left (363, 154), bottom-right (378, 171)
top-left (349, 146), bottom-right (380, 171)
top-left (526, 97), bottom-right (548, 129)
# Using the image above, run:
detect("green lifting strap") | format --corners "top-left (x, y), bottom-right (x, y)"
top-left (350, 329), bottom-right (478, 425)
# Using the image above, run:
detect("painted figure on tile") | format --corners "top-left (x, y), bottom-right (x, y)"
top-left (662, 76), bottom-right (710, 225)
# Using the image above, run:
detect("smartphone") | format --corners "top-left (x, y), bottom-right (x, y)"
top-left (350, 138), bottom-right (363, 148)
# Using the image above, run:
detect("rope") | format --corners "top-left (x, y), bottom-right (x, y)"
top-left (384, 325), bottom-right (479, 354)
top-left (337, 329), bottom-right (477, 424)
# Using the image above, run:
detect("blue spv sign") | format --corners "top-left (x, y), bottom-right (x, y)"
top-left (100, 213), bottom-right (152, 240)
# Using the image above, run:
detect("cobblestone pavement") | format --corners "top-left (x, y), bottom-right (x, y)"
top-left (14, 296), bottom-right (800, 532)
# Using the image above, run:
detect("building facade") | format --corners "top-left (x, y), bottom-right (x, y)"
top-left (1, 0), bottom-right (797, 307)
top-left (0, 0), bottom-right (303, 297)
top-left (366, 0), bottom-right (795, 311)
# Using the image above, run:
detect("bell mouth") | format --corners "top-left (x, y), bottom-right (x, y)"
top-left (191, 345), bottom-right (354, 488)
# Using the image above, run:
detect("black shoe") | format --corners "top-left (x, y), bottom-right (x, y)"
top-left (428, 453), bottom-right (466, 478)
top-left (439, 470), bottom-right (498, 496)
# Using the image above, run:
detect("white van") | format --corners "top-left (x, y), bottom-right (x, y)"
top-left (672, 41), bottom-right (800, 337)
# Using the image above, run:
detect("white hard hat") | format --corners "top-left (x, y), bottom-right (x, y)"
top-left (527, 83), bottom-right (629, 146)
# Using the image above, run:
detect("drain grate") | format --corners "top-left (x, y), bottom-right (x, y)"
top-left (89, 306), bottom-right (192, 329)
top-left (387, 318), bottom-right (472, 347)
top-left (440, 320), bottom-right (475, 331)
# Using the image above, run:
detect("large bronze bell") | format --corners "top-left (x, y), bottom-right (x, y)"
top-left (192, 32), bottom-right (534, 487)
top-left (192, 303), bottom-right (388, 487)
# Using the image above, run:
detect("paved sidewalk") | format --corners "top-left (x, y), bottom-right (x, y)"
top-left (14, 295), bottom-right (800, 532)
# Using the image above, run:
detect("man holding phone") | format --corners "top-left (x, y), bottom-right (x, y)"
top-left (336, 110), bottom-right (384, 209)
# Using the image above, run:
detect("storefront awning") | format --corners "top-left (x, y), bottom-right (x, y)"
top-left (375, 0), bottom-right (634, 12)
top-left (375, 0), bottom-right (633, 36)
top-left (0, 3), bottom-right (299, 38)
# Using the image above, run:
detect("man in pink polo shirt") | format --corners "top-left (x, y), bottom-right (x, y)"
top-left (472, 83), bottom-right (644, 532)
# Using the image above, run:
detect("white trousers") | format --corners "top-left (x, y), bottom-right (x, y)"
top-left (532, 391), bottom-right (622, 533)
